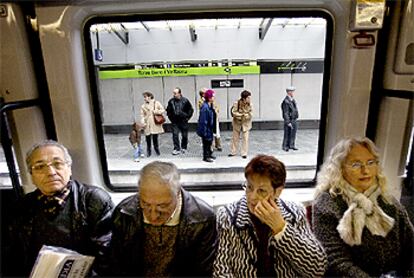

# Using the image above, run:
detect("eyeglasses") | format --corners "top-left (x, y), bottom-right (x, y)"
top-left (140, 202), bottom-right (173, 212)
top-left (243, 181), bottom-right (272, 199)
top-left (344, 159), bottom-right (378, 170)
top-left (31, 160), bottom-right (68, 172)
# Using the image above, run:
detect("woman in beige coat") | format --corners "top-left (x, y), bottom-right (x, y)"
top-left (228, 90), bottom-right (252, 159)
top-left (141, 91), bottom-right (165, 157)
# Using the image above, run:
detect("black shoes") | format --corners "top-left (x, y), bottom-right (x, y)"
top-left (203, 158), bottom-right (214, 163)
top-left (283, 148), bottom-right (289, 152)
top-left (291, 147), bottom-right (299, 151)
top-left (210, 155), bottom-right (216, 160)
top-left (228, 154), bottom-right (247, 158)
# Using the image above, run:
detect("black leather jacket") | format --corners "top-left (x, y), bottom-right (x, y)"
top-left (109, 189), bottom-right (217, 277)
top-left (166, 96), bottom-right (194, 124)
top-left (4, 180), bottom-right (114, 276)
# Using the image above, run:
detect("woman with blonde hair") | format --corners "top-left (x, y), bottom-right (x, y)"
top-left (313, 137), bottom-right (414, 277)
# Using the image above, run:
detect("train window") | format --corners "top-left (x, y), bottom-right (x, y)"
top-left (0, 144), bottom-right (21, 189)
top-left (405, 125), bottom-right (414, 178)
top-left (0, 145), bottom-right (11, 188)
top-left (84, 13), bottom-right (332, 191)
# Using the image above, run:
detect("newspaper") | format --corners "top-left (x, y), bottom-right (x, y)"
top-left (30, 245), bottom-right (95, 278)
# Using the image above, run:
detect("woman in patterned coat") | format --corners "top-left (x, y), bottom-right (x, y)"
top-left (213, 155), bottom-right (327, 277)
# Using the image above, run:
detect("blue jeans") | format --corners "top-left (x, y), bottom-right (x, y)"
top-left (133, 144), bottom-right (143, 159)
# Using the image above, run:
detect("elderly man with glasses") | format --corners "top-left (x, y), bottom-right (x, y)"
top-left (4, 140), bottom-right (114, 277)
top-left (109, 161), bottom-right (217, 277)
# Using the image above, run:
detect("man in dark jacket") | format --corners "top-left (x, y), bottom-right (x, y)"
top-left (109, 161), bottom-right (217, 277)
top-left (4, 140), bottom-right (114, 276)
top-left (281, 86), bottom-right (299, 151)
top-left (166, 87), bottom-right (194, 155)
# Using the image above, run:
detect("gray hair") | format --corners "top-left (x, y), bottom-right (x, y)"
top-left (315, 137), bottom-right (389, 200)
top-left (26, 140), bottom-right (73, 173)
top-left (138, 161), bottom-right (181, 195)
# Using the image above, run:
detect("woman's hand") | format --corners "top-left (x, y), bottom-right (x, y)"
top-left (253, 198), bottom-right (286, 235)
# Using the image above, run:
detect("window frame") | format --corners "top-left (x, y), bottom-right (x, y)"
top-left (83, 10), bottom-right (333, 192)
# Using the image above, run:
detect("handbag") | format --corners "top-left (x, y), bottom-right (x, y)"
top-left (153, 102), bottom-right (166, 125)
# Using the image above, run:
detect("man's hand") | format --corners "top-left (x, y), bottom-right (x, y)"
top-left (288, 123), bottom-right (293, 129)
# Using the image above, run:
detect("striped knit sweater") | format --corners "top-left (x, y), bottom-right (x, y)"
top-left (213, 196), bottom-right (327, 277)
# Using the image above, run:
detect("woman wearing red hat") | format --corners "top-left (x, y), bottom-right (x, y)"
top-left (197, 89), bottom-right (216, 162)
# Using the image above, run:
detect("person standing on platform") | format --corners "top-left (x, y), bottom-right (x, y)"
top-left (198, 88), bottom-right (222, 152)
top-left (140, 91), bottom-right (165, 157)
top-left (129, 122), bottom-right (145, 162)
top-left (197, 88), bottom-right (206, 110)
top-left (212, 91), bottom-right (222, 152)
top-left (228, 90), bottom-right (253, 159)
top-left (281, 86), bottom-right (299, 152)
top-left (166, 87), bottom-right (194, 155)
top-left (197, 89), bottom-right (216, 163)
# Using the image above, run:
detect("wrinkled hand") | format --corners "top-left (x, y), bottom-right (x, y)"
top-left (287, 123), bottom-right (293, 129)
top-left (253, 198), bottom-right (286, 235)
top-left (133, 143), bottom-right (138, 149)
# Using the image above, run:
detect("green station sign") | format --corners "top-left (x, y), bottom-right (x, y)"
top-left (99, 65), bottom-right (260, 79)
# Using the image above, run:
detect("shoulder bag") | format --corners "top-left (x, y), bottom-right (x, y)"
top-left (153, 101), bottom-right (166, 125)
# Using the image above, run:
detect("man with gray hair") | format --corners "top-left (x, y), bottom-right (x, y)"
top-left (4, 140), bottom-right (114, 276)
top-left (281, 86), bottom-right (299, 151)
top-left (109, 161), bottom-right (217, 277)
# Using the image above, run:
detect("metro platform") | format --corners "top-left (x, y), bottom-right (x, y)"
top-left (104, 128), bottom-right (319, 207)
top-left (0, 128), bottom-right (319, 207)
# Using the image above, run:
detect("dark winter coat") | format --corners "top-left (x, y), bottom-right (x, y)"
top-left (313, 191), bottom-right (414, 277)
top-left (197, 102), bottom-right (214, 140)
top-left (166, 96), bottom-right (194, 124)
top-left (4, 180), bottom-right (114, 276)
top-left (281, 96), bottom-right (299, 124)
top-left (109, 188), bottom-right (217, 277)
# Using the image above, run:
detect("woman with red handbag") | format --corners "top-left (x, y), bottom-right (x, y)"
top-left (141, 91), bottom-right (165, 157)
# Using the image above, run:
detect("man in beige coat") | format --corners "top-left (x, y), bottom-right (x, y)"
top-left (228, 90), bottom-right (252, 159)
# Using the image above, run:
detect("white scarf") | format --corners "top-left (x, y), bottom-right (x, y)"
top-left (336, 183), bottom-right (395, 246)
